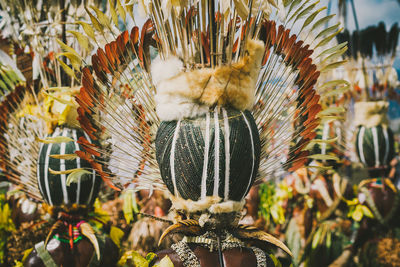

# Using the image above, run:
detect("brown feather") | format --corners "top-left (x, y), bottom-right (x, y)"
top-left (77, 137), bottom-right (101, 157)
top-left (201, 32), bottom-right (211, 63)
top-left (130, 27), bottom-right (139, 46)
top-left (105, 43), bottom-right (115, 67)
top-left (97, 48), bottom-right (110, 74)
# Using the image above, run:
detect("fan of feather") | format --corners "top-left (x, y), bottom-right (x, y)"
top-left (0, 0), bottom-right (106, 200)
top-left (58, 0), bottom-right (349, 191)
top-left (336, 22), bottom-right (399, 101)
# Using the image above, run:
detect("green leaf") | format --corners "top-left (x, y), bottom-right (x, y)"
top-left (317, 42), bottom-right (347, 58)
top-left (319, 106), bottom-right (346, 116)
top-left (321, 46), bottom-right (348, 64)
top-left (294, 1), bottom-right (320, 24)
top-left (287, 0), bottom-right (304, 18)
top-left (315, 28), bottom-right (343, 49)
top-left (315, 23), bottom-right (340, 39)
top-left (42, 91), bottom-right (76, 106)
top-left (130, 251), bottom-right (149, 267)
top-left (269, 254), bottom-right (282, 267)
top-left (154, 256), bottom-right (174, 267)
top-left (146, 253), bottom-right (157, 263)
top-left (66, 169), bottom-right (91, 186)
top-left (304, 165), bottom-right (333, 171)
top-left (311, 14), bottom-right (335, 32)
top-left (352, 205), bottom-right (364, 221)
top-left (110, 226), bottom-right (124, 248)
top-left (36, 136), bottom-right (74, 144)
top-left (0, 67), bottom-right (20, 88)
top-left (285, 218), bottom-right (302, 259)
top-left (0, 79), bottom-right (9, 94)
top-left (67, 30), bottom-right (91, 52)
top-left (326, 230), bottom-right (332, 249)
top-left (320, 60), bottom-right (347, 73)
top-left (319, 225), bottom-right (328, 245)
top-left (57, 58), bottom-right (77, 80)
top-left (109, 0), bottom-right (119, 27)
top-left (117, 0), bottom-right (127, 23)
top-left (57, 52), bottom-right (82, 70)
top-left (308, 154), bottom-right (340, 161)
top-left (0, 70), bottom-right (13, 92)
top-left (312, 227), bottom-right (322, 249)
top-left (284, 0), bottom-right (294, 7)
top-left (56, 39), bottom-right (79, 57)
top-left (319, 79), bottom-right (350, 90)
top-left (85, 6), bottom-right (104, 33)
top-left (125, 2), bottom-right (134, 19)
top-left (300, 7), bottom-right (326, 32)
top-left (50, 154), bottom-right (78, 160)
top-left (49, 168), bottom-right (82, 175)
top-left (288, 0), bottom-right (311, 23)
top-left (323, 85), bottom-right (350, 97)
top-left (361, 205), bottom-right (374, 218)
top-left (21, 248), bottom-right (33, 263)
top-left (122, 190), bottom-right (138, 224)
top-left (309, 136), bottom-right (338, 144)
top-left (75, 21), bottom-right (96, 40)
top-left (90, 5), bottom-right (111, 29)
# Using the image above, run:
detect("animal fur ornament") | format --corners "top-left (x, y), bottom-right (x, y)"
top-left (354, 101), bottom-right (389, 128)
top-left (153, 40), bottom-right (265, 121)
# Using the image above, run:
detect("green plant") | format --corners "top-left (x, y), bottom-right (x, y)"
top-left (118, 251), bottom-right (174, 267)
top-left (259, 181), bottom-right (292, 226)
top-left (0, 194), bottom-right (15, 264)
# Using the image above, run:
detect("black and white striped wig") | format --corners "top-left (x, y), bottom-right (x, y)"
top-left (155, 108), bottom-right (261, 214)
top-left (37, 127), bottom-right (102, 207)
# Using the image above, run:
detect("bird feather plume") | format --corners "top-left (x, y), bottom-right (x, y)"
top-left (65, 0), bottom-right (349, 191)
top-left (0, 1), bottom-right (105, 201)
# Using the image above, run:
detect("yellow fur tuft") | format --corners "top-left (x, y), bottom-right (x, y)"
top-left (154, 39), bottom-right (265, 120)
top-left (170, 195), bottom-right (245, 214)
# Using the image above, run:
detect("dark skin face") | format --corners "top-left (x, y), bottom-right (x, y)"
top-left (151, 245), bottom-right (258, 267)
top-left (24, 236), bottom-right (119, 267)
top-left (351, 185), bottom-right (398, 251)
top-left (367, 185), bottom-right (396, 219)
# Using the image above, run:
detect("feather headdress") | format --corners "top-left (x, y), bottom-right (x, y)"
top-left (0, 2), bottom-right (113, 259)
top-left (337, 22), bottom-right (399, 101)
top-left (0, 0), bottom-right (109, 205)
top-left (66, 0), bottom-right (349, 214)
